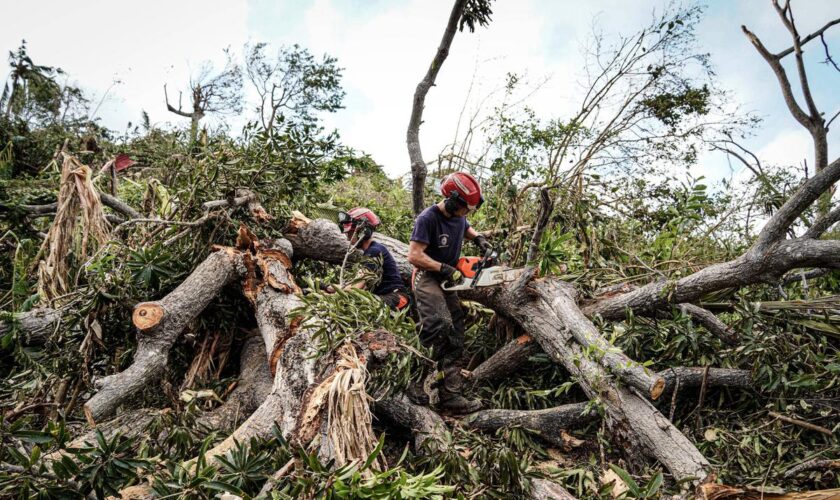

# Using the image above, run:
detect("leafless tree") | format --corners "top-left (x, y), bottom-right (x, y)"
top-left (165, 49), bottom-right (243, 144)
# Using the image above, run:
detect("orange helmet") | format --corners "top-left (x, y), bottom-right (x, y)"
top-left (440, 172), bottom-right (484, 210)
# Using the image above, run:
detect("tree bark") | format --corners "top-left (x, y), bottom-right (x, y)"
top-left (195, 331), bottom-right (273, 433)
top-left (462, 280), bottom-right (710, 481)
top-left (464, 403), bottom-right (596, 447)
top-left (406, 0), bottom-right (468, 215)
top-left (373, 393), bottom-right (446, 452)
top-left (84, 248), bottom-right (244, 424)
top-left (468, 334), bottom-right (541, 383)
top-left (658, 367), bottom-right (751, 401)
top-left (584, 236), bottom-right (840, 321)
top-left (530, 478), bottom-right (579, 500)
top-left (196, 236), bottom-right (323, 464)
top-left (0, 307), bottom-right (63, 346)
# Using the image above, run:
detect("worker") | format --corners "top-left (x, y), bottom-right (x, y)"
top-left (337, 207), bottom-right (410, 311)
top-left (407, 171), bottom-right (492, 413)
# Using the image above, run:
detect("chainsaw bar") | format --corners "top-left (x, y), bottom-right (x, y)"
top-left (442, 266), bottom-right (529, 291)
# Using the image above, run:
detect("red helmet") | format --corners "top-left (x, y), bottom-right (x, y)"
top-left (338, 207), bottom-right (381, 237)
top-left (440, 172), bottom-right (484, 210)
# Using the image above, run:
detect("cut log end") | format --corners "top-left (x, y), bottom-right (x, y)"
top-left (132, 302), bottom-right (164, 331)
top-left (83, 405), bottom-right (95, 427)
top-left (650, 376), bottom-right (666, 400)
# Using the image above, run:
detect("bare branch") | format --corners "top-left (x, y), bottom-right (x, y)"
top-left (163, 84), bottom-right (191, 118)
top-left (757, 156), bottom-right (840, 247)
top-left (772, 0), bottom-right (820, 120)
top-left (820, 33), bottom-right (840, 73)
top-left (805, 203), bottom-right (840, 238)
top-left (742, 25), bottom-right (812, 129)
top-left (775, 18), bottom-right (840, 59)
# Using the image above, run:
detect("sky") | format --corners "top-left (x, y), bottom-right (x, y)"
top-left (2, 0), bottom-right (838, 186)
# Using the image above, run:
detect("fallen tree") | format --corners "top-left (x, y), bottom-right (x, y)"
top-left (284, 217), bottom-right (710, 481)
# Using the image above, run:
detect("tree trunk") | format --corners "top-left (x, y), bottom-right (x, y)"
top-left (406, 0), bottom-right (468, 215)
top-left (84, 248), bottom-right (244, 424)
top-left (195, 331), bottom-right (273, 432)
top-left (468, 334), bottom-right (540, 383)
top-left (373, 393), bottom-right (446, 452)
top-left (464, 403), bottom-right (596, 447)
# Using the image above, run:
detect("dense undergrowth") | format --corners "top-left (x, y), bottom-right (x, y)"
top-left (2, 6), bottom-right (839, 497)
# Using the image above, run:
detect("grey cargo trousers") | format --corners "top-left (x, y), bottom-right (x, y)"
top-left (412, 269), bottom-right (466, 392)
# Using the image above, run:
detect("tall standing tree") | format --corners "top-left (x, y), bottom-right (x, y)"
top-left (406, 0), bottom-right (494, 215)
top-left (244, 42), bottom-right (344, 130)
top-left (742, 0), bottom-right (839, 214)
top-left (2, 41), bottom-right (66, 123)
top-left (164, 49), bottom-right (243, 145)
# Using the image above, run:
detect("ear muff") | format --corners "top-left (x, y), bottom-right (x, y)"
top-left (444, 192), bottom-right (463, 214)
top-left (352, 221), bottom-right (373, 241)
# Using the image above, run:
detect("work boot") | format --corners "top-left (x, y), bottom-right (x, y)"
top-left (405, 372), bottom-right (437, 406)
top-left (436, 368), bottom-right (482, 413)
top-left (438, 389), bottom-right (483, 414)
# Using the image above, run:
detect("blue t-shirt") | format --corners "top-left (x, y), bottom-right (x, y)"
top-left (410, 205), bottom-right (470, 267)
top-left (363, 241), bottom-right (405, 295)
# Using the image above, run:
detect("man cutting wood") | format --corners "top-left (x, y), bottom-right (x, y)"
top-left (408, 171), bottom-right (492, 413)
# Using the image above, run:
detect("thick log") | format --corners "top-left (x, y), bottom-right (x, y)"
top-left (285, 218), bottom-right (412, 284)
top-left (548, 288), bottom-right (665, 400)
top-left (84, 249), bottom-right (244, 423)
top-left (698, 485), bottom-right (840, 500)
top-left (463, 279), bottom-right (710, 480)
top-left (284, 219), bottom-right (711, 481)
top-left (530, 478), bottom-right (578, 500)
top-left (658, 367), bottom-right (751, 400)
top-left (585, 237), bottom-right (840, 321)
top-left (195, 332), bottom-right (273, 433)
top-left (468, 334), bottom-right (540, 383)
top-left (373, 393), bottom-right (446, 452)
top-left (0, 307), bottom-right (63, 346)
top-left (464, 403), bottom-right (596, 447)
top-left (197, 236), bottom-right (337, 466)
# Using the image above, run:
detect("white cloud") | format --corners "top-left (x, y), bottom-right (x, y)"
top-left (1, 0), bottom-right (250, 131)
top-left (757, 128), bottom-right (812, 171)
top-left (2, 0), bottom-right (836, 187)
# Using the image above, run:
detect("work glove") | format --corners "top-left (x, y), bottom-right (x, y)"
top-left (439, 263), bottom-right (463, 284)
top-left (473, 234), bottom-right (492, 254)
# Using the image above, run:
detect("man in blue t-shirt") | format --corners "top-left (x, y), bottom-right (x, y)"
top-left (408, 172), bottom-right (493, 413)
top-left (338, 207), bottom-right (409, 311)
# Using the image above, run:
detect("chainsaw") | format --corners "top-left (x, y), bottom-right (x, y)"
top-left (442, 248), bottom-right (529, 291)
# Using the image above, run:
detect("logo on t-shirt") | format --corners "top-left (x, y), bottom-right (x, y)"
top-left (438, 233), bottom-right (450, 248)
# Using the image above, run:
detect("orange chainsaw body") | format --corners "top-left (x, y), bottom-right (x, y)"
top-left (455, 256), bottom-right (483, 278)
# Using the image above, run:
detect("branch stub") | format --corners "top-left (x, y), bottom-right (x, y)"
top-left (133, 303), bottom-right (164, 331)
